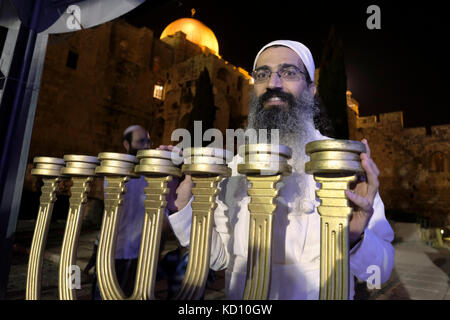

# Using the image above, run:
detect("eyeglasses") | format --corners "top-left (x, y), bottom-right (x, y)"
top-left (252, 65), bottom-right (307, 83)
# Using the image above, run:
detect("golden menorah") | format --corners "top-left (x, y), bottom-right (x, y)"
top-left (305, 140), bottom-right (366, 300)
top-left (25, 140), bottom-right (365, 300)
top-left (237, 144), bottom-right (292, 300)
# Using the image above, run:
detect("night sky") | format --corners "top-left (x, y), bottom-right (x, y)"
top-left (123, 0), bottom-right (450, 129)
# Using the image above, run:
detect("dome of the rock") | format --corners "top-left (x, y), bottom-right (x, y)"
top-left (160, 18), bottom-right (219, 56)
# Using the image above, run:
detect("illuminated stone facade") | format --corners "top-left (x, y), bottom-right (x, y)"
top-left (347, 91), bottom-right (450, 227)
top-left (28, 18), bottom-right (252, 163)
top-left (23, 18), bottom-right (252, 211)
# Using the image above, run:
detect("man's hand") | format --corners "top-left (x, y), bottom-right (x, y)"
top-left (157, 145), bottom-right (193, 213)
top-left (345, 139), bottom-right (380, 247)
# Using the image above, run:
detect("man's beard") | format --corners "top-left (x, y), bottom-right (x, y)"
top-left (128, 146), bottom-right (139, 156)
top-left (246, 88), bottom-right (320, 217)
top-left (247, 88), bottom-right (319, 173)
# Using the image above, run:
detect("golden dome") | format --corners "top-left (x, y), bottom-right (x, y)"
top-left (160, 18), bottom-right (219, 56)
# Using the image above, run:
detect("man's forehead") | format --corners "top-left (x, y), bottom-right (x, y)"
top-left (132, 127), bottom-right (149, 137)
top-left (255, 46), bottom-right (304, 69)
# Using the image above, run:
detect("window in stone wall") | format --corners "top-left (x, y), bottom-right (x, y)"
top-left (237, 76), bottom-right (243, 91)
top-left (430, 151), bottom-right (447, 172)
top-left (66, 50), bottom-right (78, 69)
top-left (217, 68), bottom-right (230, 82)
top-left (153, 84), bottom-right (164, 100)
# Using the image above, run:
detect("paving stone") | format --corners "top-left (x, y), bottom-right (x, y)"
top-left (402, 286), bottom-right (446, 300)
top-left (6, 221), bottom-right (450, 300)
top-left (444, 288), bottom-right (450, 300)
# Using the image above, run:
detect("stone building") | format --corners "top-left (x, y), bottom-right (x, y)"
top-left (21, 17), bottom-right (252, 221)
top-left (28, 17), bottom-right (252, 163)
top-left (157, 18), bottom-right (252, 145)
top-left (347, 91), bottom-right (450, 227)
top-left (25, 15), bottom-right (449, 228)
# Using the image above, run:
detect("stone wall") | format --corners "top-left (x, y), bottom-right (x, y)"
top-left (29, 19), bottom-right (252, 160)
top-left (159, 40), bottom-right (252, 146)
top-left (29, 21), bottom-right (161, 160)
top-left (347, 92), bottom-right (450, 227)
top-left (25, 19), bottom-right (252, 204)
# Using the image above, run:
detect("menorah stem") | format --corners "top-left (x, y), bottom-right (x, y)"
top-left (305, 139), bottom-right (366, 300)
top-left (95, 150), bottom-right (180, 300)
top-left (175, 175), bottom-right (222, 300)
top-left (97, 176), bottom-right (130, 300)
top-left (132, 176), bottom-right (171, 300)
top-left (58, 177), bottom-right (92, 300)
top-left (315, 175), bottom-right (357, 300)
top-left (243, 175), bottom-right (281, 300)
top-left (26, 177), bottom-right (60, 300)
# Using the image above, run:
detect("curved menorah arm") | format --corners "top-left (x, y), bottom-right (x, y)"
top-left (132, 176), bottom-right (171, 300)
top-left (26, 177), bottom-right (60, 300)
top-left (97, 175), bottom-right (171, 300)
top-left (174, 175), bottom-right (222, 300)
top-left (96, 176), bottom-right (129, 300)
top-left (242, 175), bottom-right (281, 300)
top-left (58, 177), bottom-right (93, 300)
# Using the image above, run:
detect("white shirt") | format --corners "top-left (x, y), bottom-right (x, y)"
top-left (105, 176), bottom-right (147, 259)
top-left (168, 131), bottom-right (395, 299)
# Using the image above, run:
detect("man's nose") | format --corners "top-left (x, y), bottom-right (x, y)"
top-left (267, 72), bottom-right (283, 90)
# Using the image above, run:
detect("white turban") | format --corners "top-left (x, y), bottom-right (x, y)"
top-left (253, 40), bottom-right (315, 83)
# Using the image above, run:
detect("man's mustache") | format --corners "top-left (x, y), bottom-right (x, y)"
top-left (259, 89), bottom-right (295, 106)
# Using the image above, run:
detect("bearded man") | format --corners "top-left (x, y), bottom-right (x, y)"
top-left (164, 40), bottom-right (395, 299)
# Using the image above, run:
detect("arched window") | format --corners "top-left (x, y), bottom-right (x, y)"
top-left (153, 84), bottom-right (164, 100)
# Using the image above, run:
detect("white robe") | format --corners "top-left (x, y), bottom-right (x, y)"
top-left (168, 131), bottom-right (395, 299)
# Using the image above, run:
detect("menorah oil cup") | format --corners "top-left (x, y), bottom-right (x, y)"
top-left (58, 155), bottom-right (99, 300)
top-left (131, 149), bottom-right (182, 300)
top-left (26, 157), bottom-right (65, 300)
top-left (174, 147), bottom-right (232, 300)
top-left (94, 152), bottom-right (140, 300)
top-left (305, 139), bottom-right (366, 300)
top-left (237, 144), bottom-right (292, 300)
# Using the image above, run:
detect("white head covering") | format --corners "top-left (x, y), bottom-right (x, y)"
top-left (123, 125), bottom-right (145, 137)
top-left (253, 40), bottom-right (315, 83)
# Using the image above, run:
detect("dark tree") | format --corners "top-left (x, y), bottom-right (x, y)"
top-left (312, 94), bottom-right (334, 137)
top-left (186, 68), bottom-right (217, 146)
top-left (318, 25), bottom-right (348, 139)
